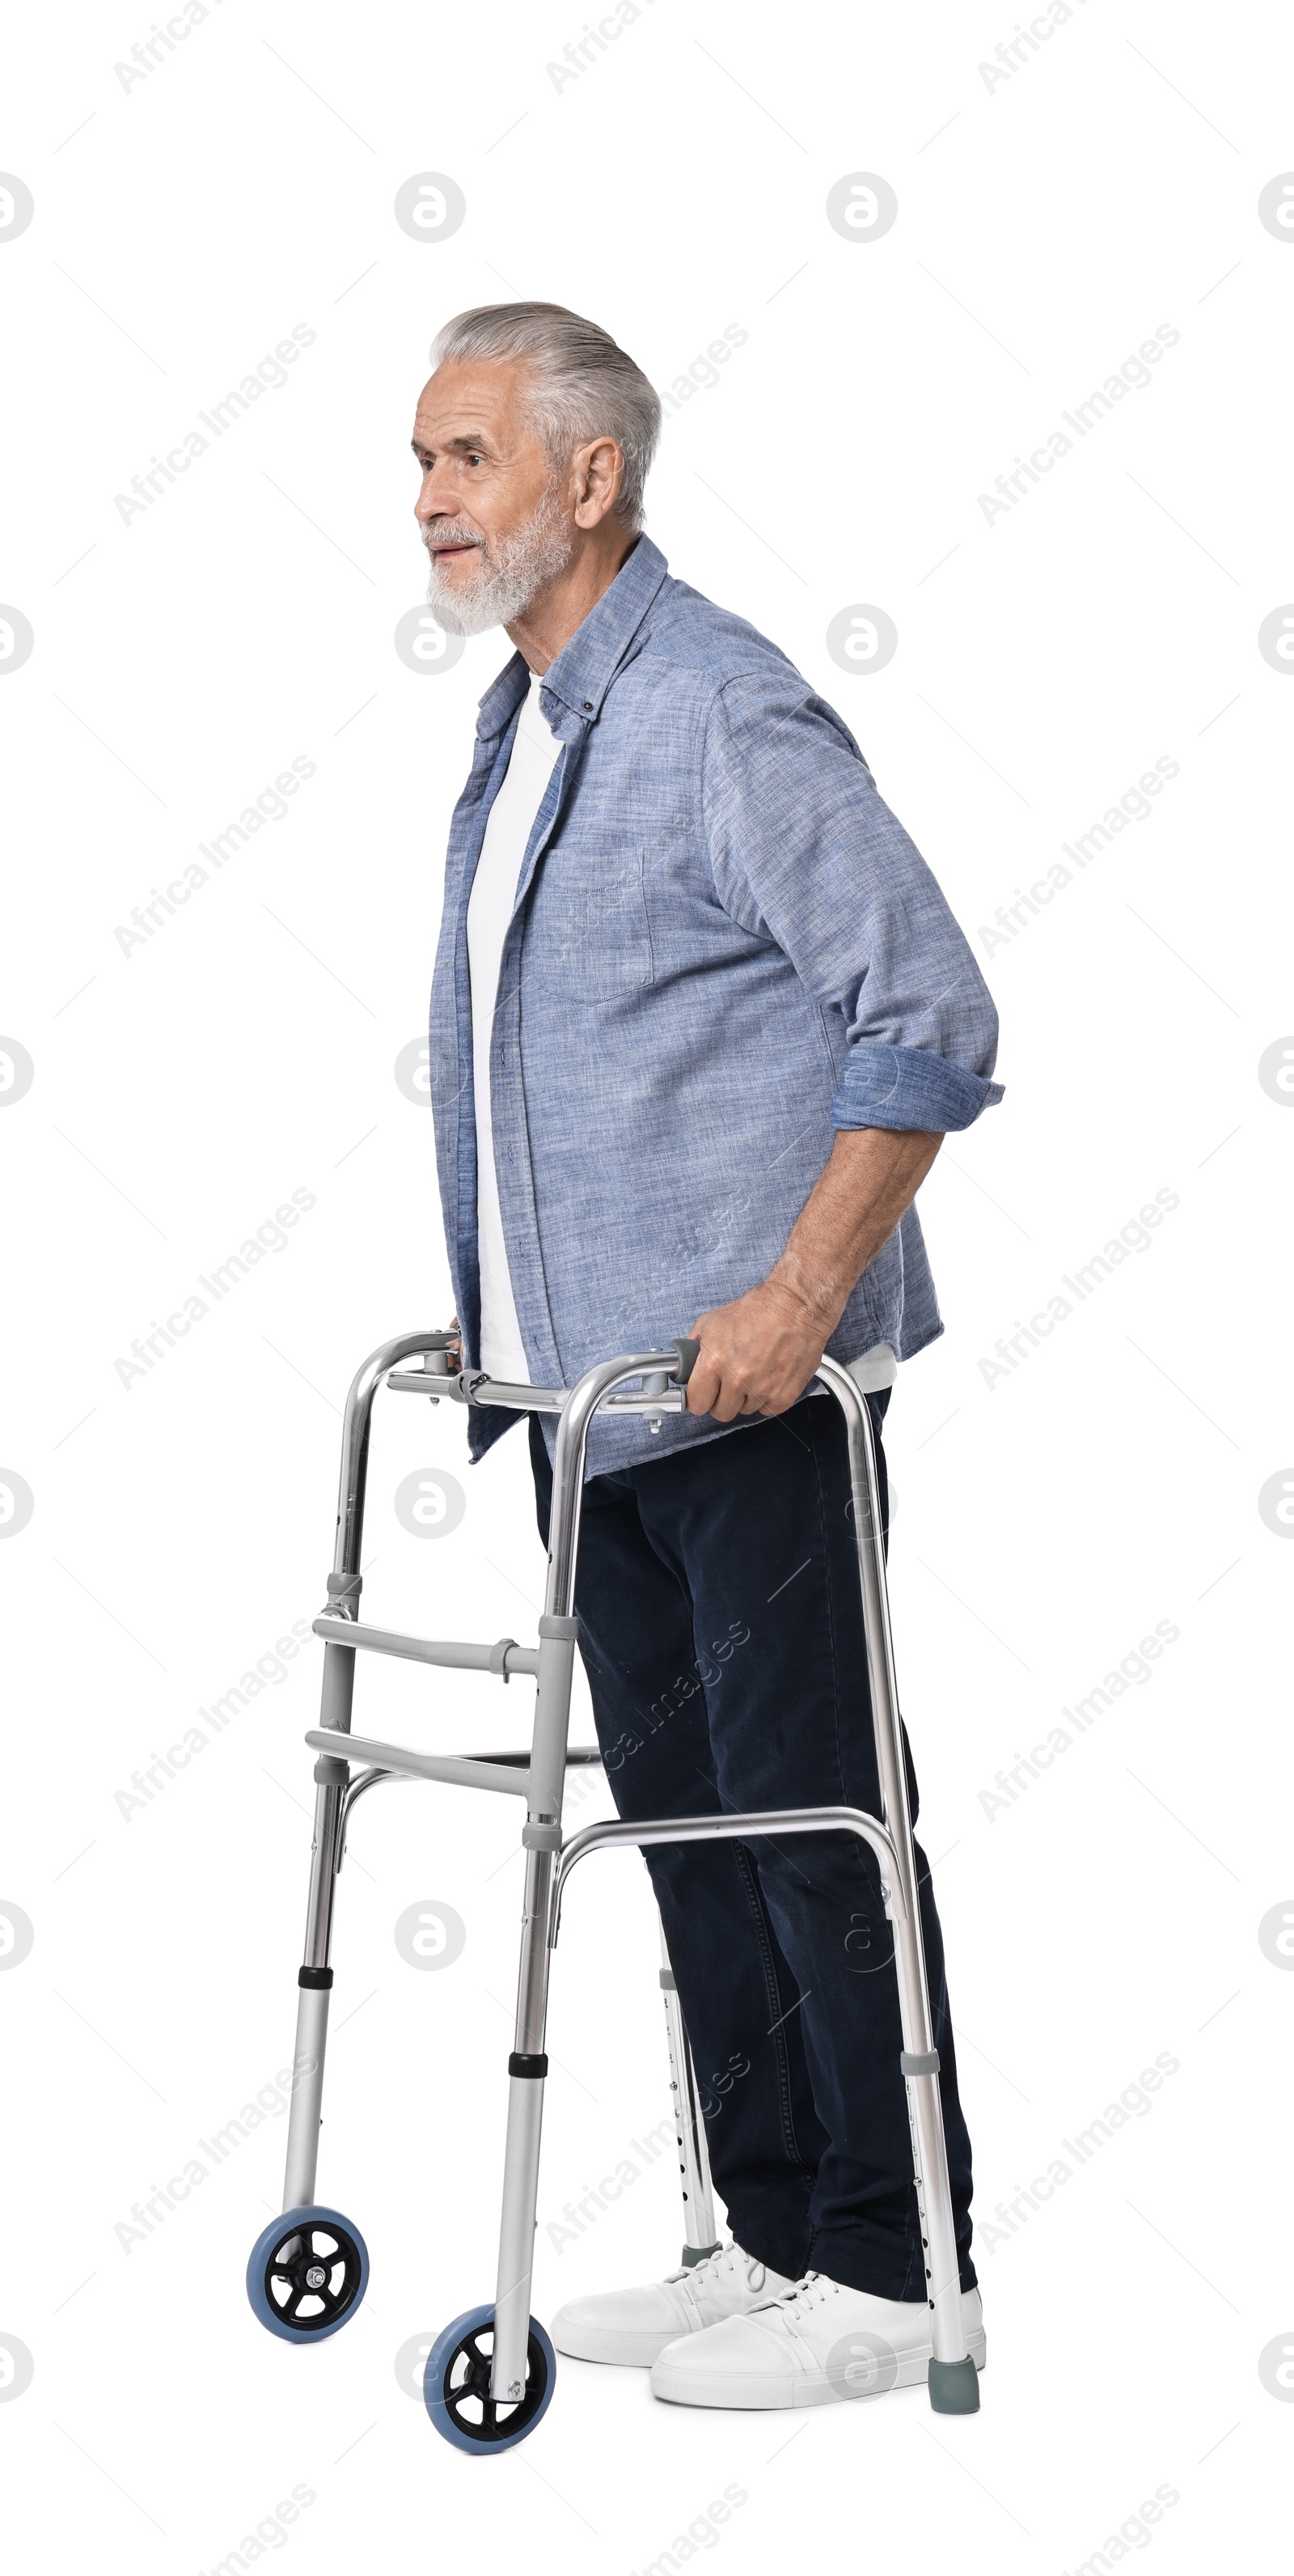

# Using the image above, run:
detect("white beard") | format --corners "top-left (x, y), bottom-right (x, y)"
top-left (425, 481), bottom-right (574, 634)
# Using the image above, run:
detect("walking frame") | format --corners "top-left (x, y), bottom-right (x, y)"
top-left (244, 1329), bottom-right (981, 2444)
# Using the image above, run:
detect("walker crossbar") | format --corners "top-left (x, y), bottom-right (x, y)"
top-left (256, 1329), bottom-right (980, 2435)
top-left (332, 1748), bottom-right (604, 1873)
top-left (304, 1730), bottom-right (531, 1798)
top-left (311, 1613), bottom-right (540, 1679)
top-left (551, 1806), bottom-right (907, 1935)
top-left (387, 1355), bottom-right (696, 1420)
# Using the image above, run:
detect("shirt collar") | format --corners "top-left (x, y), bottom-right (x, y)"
top-left (474, 651), bottom-right (531, 744)
top-left (473, 534), bottom-right (669, 741)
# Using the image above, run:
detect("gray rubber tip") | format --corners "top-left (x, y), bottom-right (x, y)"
top-left (928, 2356), bottom-right (980, 2415)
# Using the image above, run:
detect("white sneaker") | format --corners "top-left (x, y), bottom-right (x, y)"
top-left (550, 2244), bottom-right (796, 2368)
top-left (650, 2272), bottom-right (986, 2409)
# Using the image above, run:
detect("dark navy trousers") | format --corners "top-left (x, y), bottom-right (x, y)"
top-left (529, 1391), bottom-right (976, 2302)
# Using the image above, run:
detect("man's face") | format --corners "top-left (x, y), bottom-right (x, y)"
top-left (411, 358), bottom-right (573, 634)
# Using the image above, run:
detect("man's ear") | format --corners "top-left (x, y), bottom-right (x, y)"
top-left (572, 434), bottom-right (624, 527)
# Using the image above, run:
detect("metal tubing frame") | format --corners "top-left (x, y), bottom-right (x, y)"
top-left (492, 1351), bottom-right (687, 2397)
top-left (282, 1988), bottom-right (330, 2210)
top-left (815, 1354), bottom-right (968, 2371)
top-left (391, 1371), bottom-right (690, 1420)
top-left (279, 1332), bottom-right (438, 2213)
top-left (303, 1729), bottom-right (531, 1799)
top-left (311, 1614), bottom-right (540, 1678)
top-left (551, 1805), bottom-right (903, 1927)
top-left (660, 1923), bottom-right (719, 2263)
top-left (332, 1748), bottom-right (603, 1872)
top-left (278, 1332), bottom-right (973, 2406)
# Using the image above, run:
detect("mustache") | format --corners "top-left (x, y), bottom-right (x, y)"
top-left (422, 520), bottom-right (486, 557)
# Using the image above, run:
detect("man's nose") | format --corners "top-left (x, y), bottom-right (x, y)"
top-left (415, 472), bottom-right (462, 526)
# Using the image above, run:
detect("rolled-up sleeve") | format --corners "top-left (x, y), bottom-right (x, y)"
top-left (703, 673), bottom-right (1004, 1133)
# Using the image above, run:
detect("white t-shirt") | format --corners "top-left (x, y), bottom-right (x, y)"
top-left (466, 675), bottom-right (560, 1382)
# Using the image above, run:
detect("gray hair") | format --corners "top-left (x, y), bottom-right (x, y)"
top-left (429, 301), bottom-right (661, 531)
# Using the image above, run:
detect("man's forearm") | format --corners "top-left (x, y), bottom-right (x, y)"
top-left (769, 1126), bottom-right (943, 1334)
top-left (686, 1126), bottom-right (943, 1421)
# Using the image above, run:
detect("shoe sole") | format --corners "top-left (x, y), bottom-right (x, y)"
top-left (651, 2330), bottom-right (987, 2411)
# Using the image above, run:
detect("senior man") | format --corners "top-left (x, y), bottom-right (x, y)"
top-left (417, 303), bottom-right (1002, 2412)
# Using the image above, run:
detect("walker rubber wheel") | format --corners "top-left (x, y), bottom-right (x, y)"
top-left (245, 2205), bottom-right (369, 2343)
top-left (424, 2303), bottom-right (556, 2452)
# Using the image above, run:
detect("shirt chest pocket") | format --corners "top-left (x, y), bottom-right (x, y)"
top-left (531, 848), bottom-right (654, 1002)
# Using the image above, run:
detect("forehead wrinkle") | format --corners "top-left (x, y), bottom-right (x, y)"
top-left (412, 426), bottom-right (503, 460)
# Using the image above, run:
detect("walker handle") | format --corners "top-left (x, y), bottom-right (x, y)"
top-left (669, 1337), bottom-right (700, 1385)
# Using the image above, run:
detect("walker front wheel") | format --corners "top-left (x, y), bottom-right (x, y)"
top-left (424, 2304), bottom-right (556, 2452)
top-left (245, 2206), bottom-right (369, 2342)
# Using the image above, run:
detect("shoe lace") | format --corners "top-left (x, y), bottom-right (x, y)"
top-left (666, 2247), bottom-right (728, 2288)
top-left (667, 2243), bottom-right (767, 2304)
top-left (763, 2271), bottom-right (839, 2332)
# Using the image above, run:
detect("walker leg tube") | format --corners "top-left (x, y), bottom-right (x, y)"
top-left (318, 1632), bottom-right (358, 1738)
top-left (279, 1769), bottom-right (346, 2212)
top-left (282, 1982), bottom-right (331, 2210)
top-left (493, 2059), bottom-right (547, 2402)
top-left (491, 1850), bottom-right (556, 2400)
top-left (491, 1611), bottom-right (578, 2400)
top-left (818, 1358), bottom-right (978, 2413)
top-left (282, 1638), bottom-right (355, 2207)
top-left (659, 1922), bottom-right (719, 2263)
top-left (277, 1335), bottom-right (442, 2226)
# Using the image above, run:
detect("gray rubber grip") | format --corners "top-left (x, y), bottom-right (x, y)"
top-left (670, 1337), bottom-right (700, 1384)
top-left (901, 2048), bottom-right (941, 2078)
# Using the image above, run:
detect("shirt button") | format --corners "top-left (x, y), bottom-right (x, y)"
top-left (582, 700), bottom-right (594, 712)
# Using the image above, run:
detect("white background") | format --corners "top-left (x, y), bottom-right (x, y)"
top-left (2, 1), bottom-right (1292, 2568)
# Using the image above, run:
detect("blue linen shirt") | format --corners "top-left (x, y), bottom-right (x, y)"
top-left (429, 536), bottom-right (1002, 1475)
